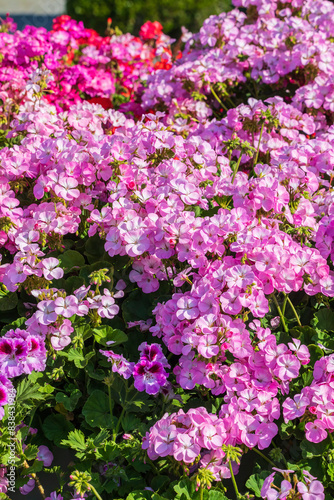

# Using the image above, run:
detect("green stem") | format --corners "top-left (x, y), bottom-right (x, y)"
top-left (253, 447), bottom-right (276, 468)
top-left (282, 295), bottom-right (288, 317)
top-left (272, 294), bottom-right (289, 333)
top-left (253, 121), bottom-right (264, 167)
top-left (228, 460), bottom-right (240, 499)
top-left (231, 154), bottom-right (242, 184)
top-left (210, 85), bottom-right (229, 112)
top-left (89, 484), bottom-right (104, 500)
top-left (200, 487), bottom-right (204, 500)
top-left (115, 406), bottom-right (126, 437)
top-left (286, 295), bottom-right (302, 327)
top-left (148, 458), bottom-right (161, 476)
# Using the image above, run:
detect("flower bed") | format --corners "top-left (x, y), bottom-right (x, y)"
top-left (0, 1), bottom-right (334, 499)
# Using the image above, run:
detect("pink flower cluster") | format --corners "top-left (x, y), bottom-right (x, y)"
top-left (261, 468), bottom-right (325, 500)
top-left (0, 13), bottom-right (172, 117)
top-left (1, 0), bottom-right (334, 493)
top-left (283, 354), bottom-right (334, 443)
top-left (143, 407), bottom-right (238, 480)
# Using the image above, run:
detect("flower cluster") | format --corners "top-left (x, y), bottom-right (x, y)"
top-left (1, 0), bottom-right (334, 496)
top-left (143, 407), bottom-right (238, 480)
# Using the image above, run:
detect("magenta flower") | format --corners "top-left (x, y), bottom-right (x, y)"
top-left (133, 359), bottom-right (168, 395)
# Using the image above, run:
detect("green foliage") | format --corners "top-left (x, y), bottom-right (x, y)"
top-left (66, 0), bottom-right (232, 38)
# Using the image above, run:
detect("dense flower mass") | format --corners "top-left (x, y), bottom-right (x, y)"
top-left (2, 0), bottom-right (334, 497)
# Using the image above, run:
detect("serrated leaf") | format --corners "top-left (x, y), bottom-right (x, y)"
top-left (208, 491), bottom-right (229, 500)
top-left (16, 379), bottom-right (46, 404)
top-left (82, 390), bottom-right (115, 428)
top-left (23, 444), bottom-right (39, 461)
top-left (245, 472), bottom-right (269, 498)
top-left (61, 429), bottom-right (86, 451)
top-left (23, 459), bottom-right (44, 474)
top-left (93, 429), bottom-right (110, 447)
top-left (121, 414), bottom-right (141, 433)
top-left (42, 414), bottom-right (74, 446)
top-left (126, 492), bottom-right (152, 500)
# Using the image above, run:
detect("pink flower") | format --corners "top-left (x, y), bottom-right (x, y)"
top-left (274, 354), bottom-right (301, 381)
top-left (305, 420), bottom-right (328, 443)
top-left (42, 258), bottom-right (64, 281)
top-left (54, 296), bottom-right (78, 318)
top-left (173, 433), bottom-right (201, 463)
top-left (37, 445), bottom-right (54, 467)
top-left (35, 301), bottom-right (58, 325)
top-left (176, 297), bottom-right (199, 320)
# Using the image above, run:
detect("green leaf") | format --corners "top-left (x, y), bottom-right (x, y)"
top-left (1, 317), bottom-right (26, 335)
top-left (55, 389), bottom-right (82, 411)
top-left (314, 308), bottom-right (334, 332)
top-left (66, 347), bottom-right (90, 368)
top-left (23, 444), bottom-right (39, 461)
top-left (82, 390), bottom-right (115, 428)
top-left (173, 479), bottom-right (195, 500)
top-left (61, 429), bottom-right (86, 451)
top-left (151, 475), bottom-right (170, 493)
top-left (121, 413), bottom-right (141, 433)
top-left (300, 437), bottom-right (330, 458)
top-left (93, 429), bottom-right (110, 446)
top-left (42, 414), bottom-right (74, 446)
top-left (59, 250), bottom-right (85, 273)
top-left (0, 292), bottom-right (18, 311)
top-left (16, 379), bottom-right (47, 405)
top-left (208, 491), bottom-right (229, 500)
top-left (93, 325), bottom-right (128, 346)
top-left (86, 361), bottom-right (106, 380)
top-left (64, 276), bottom-right (85, 294)
top-left (126, 492), bottom-right (152, 500)
top-left (23, 459), bottom-right (44, 474)
top-left (308, 344), bottom-right (324, 365)
top-left (122, 289), bottom-right (153, 323)
top-left (245, 472), bottom-right (269, 498)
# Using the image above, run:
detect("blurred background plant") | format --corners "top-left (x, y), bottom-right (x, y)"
top-left (66, 0), bottom-right (232, 39)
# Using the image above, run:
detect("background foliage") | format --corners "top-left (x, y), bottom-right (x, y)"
top-left (66, 0), bottom-right (232, 38)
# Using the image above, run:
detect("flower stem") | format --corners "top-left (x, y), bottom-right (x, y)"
top-left (272, 294), bottom-right (288, 333)
top-left (228, 460), bottom-right (240, 499)
top-left (253, 121), bottom-right (264, 167)
top-left (23, 460), bottom-right (46, 499)
top-left (286, 295), bottom-right (302, 326)
top-left (89, 484), bottom-right (104, 500)
top-left (231, 154), bottom-right (242, 184)
top-left (115, 406), bottom-right (126, 436)
top-left (282, 294), bottom-right (288, 317)
top-left (210, 84), bottom-right (229, 112)
top-left (253, 447), bottom-right (276, 467)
